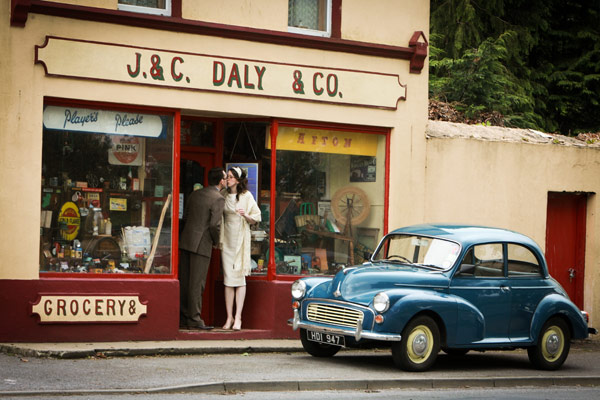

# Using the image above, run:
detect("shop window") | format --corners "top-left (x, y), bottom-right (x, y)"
top-left (288, 0), bottom-right (332, 37)
top-left (40, 104), bottom-right (174, 276)
top-left (272, 125), bottom-right (386, 276)
top-left (118, 0), bottom-right (171, 16)
top-left (222, 122), bottom-right (272, 277)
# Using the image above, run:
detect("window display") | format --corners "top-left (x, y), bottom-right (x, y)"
top-left (272, 125), bottom-right (387, 276)
top-left (39, 104), bottom-right (174, 275)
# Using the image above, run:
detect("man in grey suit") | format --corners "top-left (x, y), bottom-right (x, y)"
top-left (179, 167), bottom-right (226, 329)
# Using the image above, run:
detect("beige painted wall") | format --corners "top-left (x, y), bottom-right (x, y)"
top-left (424, 136), bottom-right (600, 329)
top-left (0, 3), bottom-right (429, 279)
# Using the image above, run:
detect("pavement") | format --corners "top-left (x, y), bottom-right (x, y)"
top-left (1, 339), bottom-right (600, 396)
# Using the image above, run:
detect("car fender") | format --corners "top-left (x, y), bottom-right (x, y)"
top-left (531, 294), bottom-right (589, 340)
top-left (383, 290), bottom-right (456, 336)
top-left (302, 277), bottom-right (333, 299)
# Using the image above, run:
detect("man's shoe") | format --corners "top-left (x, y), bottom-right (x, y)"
top-left (188, 323), bottom-right (213, 330)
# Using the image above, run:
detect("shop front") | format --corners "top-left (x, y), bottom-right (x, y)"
top-left (1, 1), bottom-right (429, 342)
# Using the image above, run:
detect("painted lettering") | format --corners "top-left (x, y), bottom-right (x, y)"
top-left (327, 74), bottom-right (339, 97)
top-left (118, 299), bottom-right (126, 315)
top-left (70, 300), bottom-right (79, 315)
top-left (332, 137), bottom-right (339, 146)
top-left (129, 300), bottom-right (137, 315)
top-left (171, 57), bottom-right (184, 82)
top-left (321, 137), bottom-right (329, 145)
top-left (107, 299), bottom-right (116, 316)
top-left (114, 114), bottom-right (144, 131)
top-left (213, 61), bottom-right (225, 86)
top-left (44, 299), bottom-right (52, 315)
top-left (243, 65), bottom-right (255, 89)
top-left (255, 66), bottom-right (266, 90)
top-left (95, 299), bottom-right (104, 315)
top-left (228, 63), bottom-right (242, 88)
top-left (313, 72), bottom-right (324, 96)
top-left (127, 52), bottom-right (142, 78)
top-left (297, 133), bottom-right (305, 144)
top-left (57, 299), bottom-right (66, 316)
top-left (83, 299), bottom-right (91, 315)
top-left (312, 136), bottom-right (318, 145)
top-left (292, 70), bottom-right (305, 94)
top-left (63, 109), bottom-right (99, 129)
top-left (149, 54), bottom-right (165, 81)
top-left (344, 138), bottom-right (352, 147)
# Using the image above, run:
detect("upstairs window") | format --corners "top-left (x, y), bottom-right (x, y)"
top-left (288, 0), bottom-right (331, 37)
top-left (118, 0), bottom-right (171, 17)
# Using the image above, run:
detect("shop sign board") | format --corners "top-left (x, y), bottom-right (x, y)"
top-left (268, 126), bottom-right (379, 156)
top-left (31, 295), bottom-right (147, 323)
top-left (36, 36), bottom-right (407, 110)
top-left (43, 105), bottom-right (164, 138)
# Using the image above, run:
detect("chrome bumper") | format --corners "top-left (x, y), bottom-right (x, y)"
top-left (291, 309), bottom-right (402, 342)
top-left (590, 327), bottom-right (598, 335)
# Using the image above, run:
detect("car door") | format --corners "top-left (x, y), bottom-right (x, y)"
top-left (506, 243), bottom-right (554, 342)
top-left (450, 243), bottom-right (512, 343)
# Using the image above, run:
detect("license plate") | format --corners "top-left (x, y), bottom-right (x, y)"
top-left (307, 330), bottom-right (345, 346)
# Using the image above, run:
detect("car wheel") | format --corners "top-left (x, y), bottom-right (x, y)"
top-left (299, 329), bottom-right (341, 357)
top-left (527, 317), bottom-right (571, 370)
top-left (392, 315), bottom-right (440, 372)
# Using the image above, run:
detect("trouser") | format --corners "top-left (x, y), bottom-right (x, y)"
top-left (179, 250), bottom-right (210, 325)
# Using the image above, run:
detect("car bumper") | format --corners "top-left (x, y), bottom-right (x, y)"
top-left (290, 309), bottom-right (402, 342)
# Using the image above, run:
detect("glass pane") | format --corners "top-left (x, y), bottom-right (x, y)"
top-left (507, 244), bottom-right (541, 276)
top-left (472, 243), bottom-right (504, 277)
top-left (222, 122), bottom-right (271, 277)
top-left (288, 0), bottom-right (328, 31)
top-left (119, 0), bottom-right (166, 9)
top-left (274, 126), bottom-right (386, 276)
top-left (372, 234), bottom-right (460, 271)
top-left (40, 105), bottom-right (174, 275)
top-left (181, 120), bottom-right (214, 147)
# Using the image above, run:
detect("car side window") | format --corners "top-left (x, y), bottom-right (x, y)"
top-left (507, 244), bottom-right (541, 277)
top-left (458, 243), bottom-right (504, 277)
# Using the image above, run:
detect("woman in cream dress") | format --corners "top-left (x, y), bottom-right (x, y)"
top-left (220, 166), bottom-right (261, 330)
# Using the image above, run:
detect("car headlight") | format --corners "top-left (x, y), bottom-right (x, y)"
top-left (373, 292), bottom-right (390, 313)
top-left (291, 280), bottom-right (306, 300)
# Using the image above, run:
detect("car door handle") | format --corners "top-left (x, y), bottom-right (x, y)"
top-left (500, 285), bottom-right (511, 293)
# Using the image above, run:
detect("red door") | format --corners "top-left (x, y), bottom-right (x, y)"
top-left (179, 119), bottom-right (223, 326)
top-left (545, 192), bottom-right (587, 309)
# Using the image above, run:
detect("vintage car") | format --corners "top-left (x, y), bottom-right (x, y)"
top-left (290, 224), bottom-right (596, 371)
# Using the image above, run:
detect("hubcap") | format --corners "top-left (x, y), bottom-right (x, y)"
top-left (541, 326), bottom-right (564, 362)
top-left (412, 333), bottom-right (428, 356)
top-left (406, 325), bottom-right (433, 363)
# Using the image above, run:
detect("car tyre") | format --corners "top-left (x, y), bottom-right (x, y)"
top-left (527, 317), bottom-right (571, 370)
top-left (392, 315), bottom-right (440, 372)
top-left (299, 328), bottom-right (341, 357)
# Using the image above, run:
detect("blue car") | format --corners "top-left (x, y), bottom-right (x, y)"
top-left (290, 224), bottom-right (597, 371)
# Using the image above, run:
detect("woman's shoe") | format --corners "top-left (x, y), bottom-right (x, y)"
top-left (222, 319), bottom-right (233, 330)
top-left (232, 319), bottom-right (242, 331)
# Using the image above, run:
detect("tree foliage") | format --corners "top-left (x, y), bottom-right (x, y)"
top-left (429, 0), bottom-right (600, 134)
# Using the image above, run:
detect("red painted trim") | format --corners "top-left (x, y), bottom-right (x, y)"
top-left (172, 110), bottom-right (181, 277)
top-left (268, 120), bottom-right (278, 281)
top-left (172, 0), bottom-right (182, 18)
top-left (17, 0), bottom-right (425, 73)
top-left (10, 0), bottom-right (31, 27)
top-left (331, 0), bottom-right (342, 39)
top-left (41, 97), bottom-right (178, 280)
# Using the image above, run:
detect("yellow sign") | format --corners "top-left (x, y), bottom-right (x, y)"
top-left (31, 295), bottom-right (147, 323)
top-left (35, 36), bottom-right (407, 110)
top-left (57, 201), bottom-right (81, 241)
top-left (268, 126), bottom-right (379, 156)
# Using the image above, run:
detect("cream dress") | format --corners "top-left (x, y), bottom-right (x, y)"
top-left (220, 191), bottom-right (261, 287)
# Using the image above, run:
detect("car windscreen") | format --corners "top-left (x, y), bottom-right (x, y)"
top-left (372, 234), bottom-right (460, 271)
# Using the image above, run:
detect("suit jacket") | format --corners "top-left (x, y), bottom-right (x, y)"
top-left (179, 186), bottom-right (225, 257)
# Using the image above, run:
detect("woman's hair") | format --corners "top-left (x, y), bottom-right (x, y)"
top-left (228, 167), bottom-right (248, 201)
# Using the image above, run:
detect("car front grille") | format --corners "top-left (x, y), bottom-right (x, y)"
top-left (306, 303), bottom-right (363, 328)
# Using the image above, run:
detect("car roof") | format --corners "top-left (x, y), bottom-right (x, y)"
top-left (389, 224), bottom-right (543, 252)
